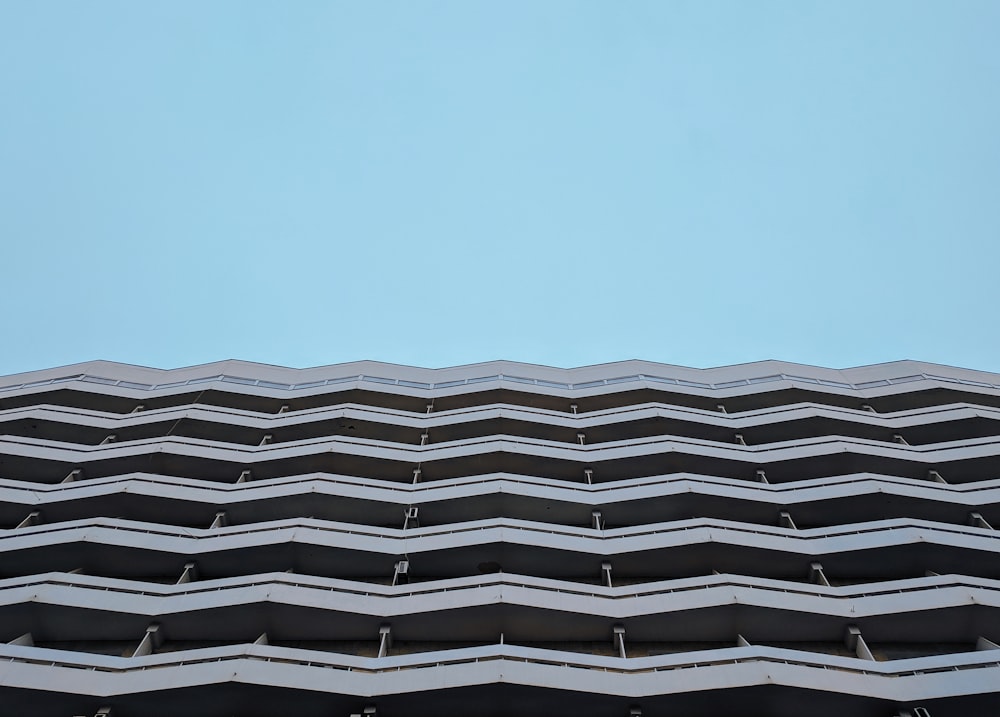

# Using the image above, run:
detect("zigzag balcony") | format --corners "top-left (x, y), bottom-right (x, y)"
top-left (2, 433), bottom-right (1000, 486)
top-left (3, 517), bottom-right (999, 584)
top-left (4, 572), bottom-right (1000, 645)
top-left (0, 640), bottom-right (998, 716)
top-left (4, 358), bottom-right (1000, 420)
top-left (3, 360), bottom-right (999, 716)
top-left (4, 400), bottom-right (1000, 450)
top-left (3, 471), bottom-right (999, 533)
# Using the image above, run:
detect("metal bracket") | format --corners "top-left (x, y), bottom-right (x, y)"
top-left (177, 562), bottom-right (198, 585)
top-left (392, 560), bottom-right (409, 586)
top-left (845, 625), bottom-right (874, 661)
top-left (132, 624), bottom-right (163, 658)
top-left (778, 511), bottom-right (797, 530)
top-left (15, 511), bottom-right (40, 529)
top-left (613, 625), bottom-right (627, 658)
top-left (970, 512), bottom-right (994, 530)
top-left (809, 562), bottom-right (831, 587)
top-left (377, 625), bottom-right (392, 658)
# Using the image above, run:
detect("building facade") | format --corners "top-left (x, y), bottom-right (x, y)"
top-left (1, 359), bottom-right (999, 717)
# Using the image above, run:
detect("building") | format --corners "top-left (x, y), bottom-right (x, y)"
top-left (1, 358), bottom-right (999, 717)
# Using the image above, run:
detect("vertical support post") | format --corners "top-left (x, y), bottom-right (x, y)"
top-left (734, 434), bottom-right (747, 446)
top-left (601, 561), bottom-right (613, 588)
top-left (577, 433), bottom-right (586, 445)
top-left (210, 512), bottom-right (228, 529)
top-left (392, 560), bottom-right (409, 586)
top-left (412, 467), bottom-right (422, 484)
top-left (583, 469), bottom-right (594, 485)
top-left (755, 470), bottom-right (769, 484)
top-left (403, 506), bottom-right (420, 530)
top-left (591, 510), bottom-right (604, 530)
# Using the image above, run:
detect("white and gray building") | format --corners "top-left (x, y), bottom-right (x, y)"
top-left (1, 358), bottom-right (1000, 717)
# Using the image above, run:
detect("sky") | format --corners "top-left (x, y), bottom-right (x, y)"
top-left (1, 1), bottom-right (998, 377)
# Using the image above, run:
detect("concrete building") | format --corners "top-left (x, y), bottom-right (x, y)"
top-left (1, 358), bottom-right (999, 717)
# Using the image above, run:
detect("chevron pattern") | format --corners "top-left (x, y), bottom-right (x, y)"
top-left (1, 359), bottom-right (999, 717)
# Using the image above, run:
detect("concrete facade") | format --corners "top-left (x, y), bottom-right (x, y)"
top-left (1, 359), bottom-right (999, 717)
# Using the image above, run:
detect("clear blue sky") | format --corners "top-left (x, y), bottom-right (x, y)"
top-left (1, 1), bottom-right (997, 375)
